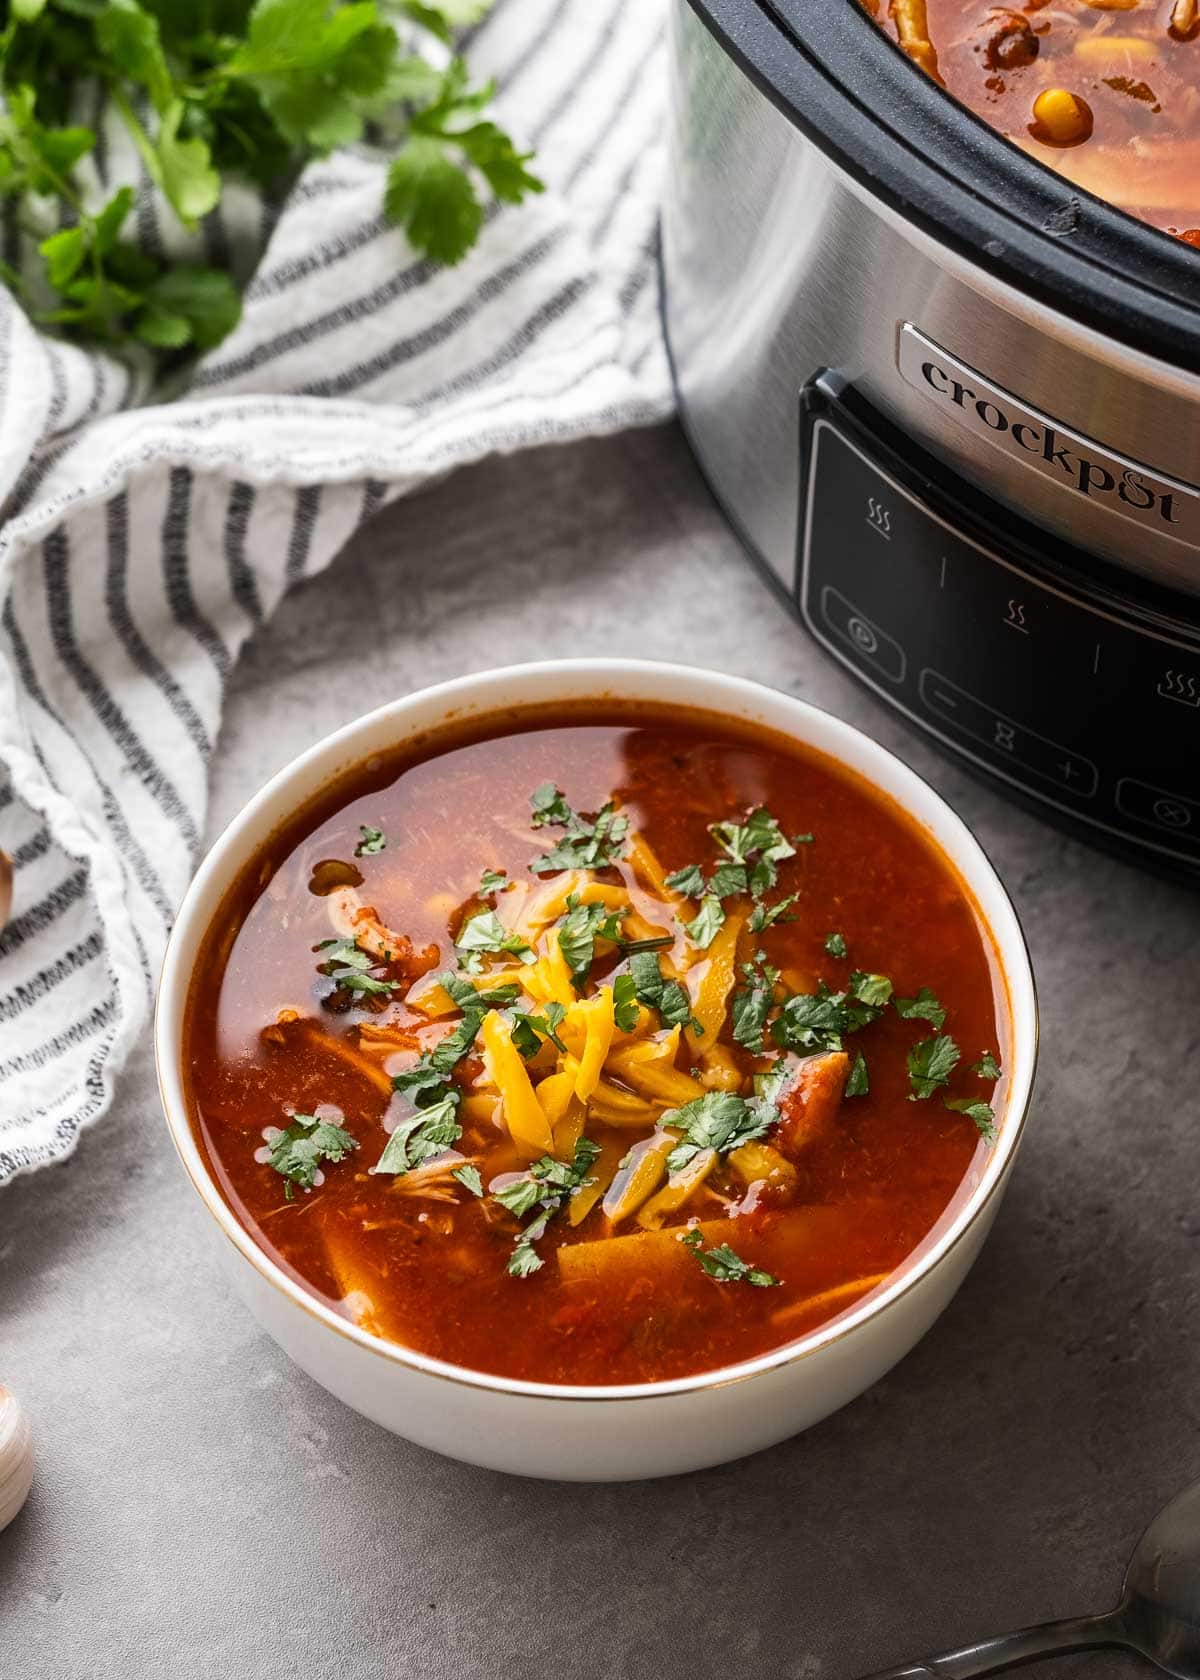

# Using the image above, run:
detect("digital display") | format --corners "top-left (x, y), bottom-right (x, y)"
top-left (797, 379), bottom-right (1200, 875)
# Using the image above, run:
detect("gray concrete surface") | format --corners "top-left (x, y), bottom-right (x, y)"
top-left (3, 421), bottom-right (1198, 1679)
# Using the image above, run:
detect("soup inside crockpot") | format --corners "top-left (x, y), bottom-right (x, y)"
top-left (869, 0), bottom-right (1200, 246)
top-left (184, 703), bottom-right (1009, 1387)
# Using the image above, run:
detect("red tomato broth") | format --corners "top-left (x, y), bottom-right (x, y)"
top-left (869, 0), bottom-right (1200, 244)
top-left (184, 702), bottom-right (1009, 1387)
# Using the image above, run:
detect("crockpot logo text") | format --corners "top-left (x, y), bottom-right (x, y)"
top-left (919, 360), bottom-right (1180, 525)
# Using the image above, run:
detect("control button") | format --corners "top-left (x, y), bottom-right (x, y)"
top-left (920, 669), bottom-right (1100, 798)
top-left (821, 587), bottom-right (906, 684)
top-left (1115, 778), bottom-right (1200, 840)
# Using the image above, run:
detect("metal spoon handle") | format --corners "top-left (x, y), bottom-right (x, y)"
top-left (856, 1609), bottom-right (1130, 1678)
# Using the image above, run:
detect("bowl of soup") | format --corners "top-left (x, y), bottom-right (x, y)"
top-left (155, 660), bottom-right (1037, 1480)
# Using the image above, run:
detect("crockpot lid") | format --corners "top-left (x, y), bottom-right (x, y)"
top-left (686, 0), bottom-right (1200, 373)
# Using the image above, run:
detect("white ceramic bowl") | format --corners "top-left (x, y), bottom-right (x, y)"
top-left (156, 660), bottom-right (1037, 1481)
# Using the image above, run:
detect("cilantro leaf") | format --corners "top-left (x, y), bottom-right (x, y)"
top-left (478, 867), bottom-right (508, 894)
top-left (709, 807), bottom-right (797, 896)
top-left (707, 861), bottom-right (749, 900)
top-left (627, 951), bottom-right (699, 1035)
top-left (527, 787), bottom-right (628, 875)
top-left (683, 895), bottom-right (725, 950)
top-left (453, 1163), bottom-right (483, 1197)
top-left (772, 985), bottom-right (851, 1054)
top-left (664, 863), bottom-right (706, 897)
top-left (386, 131), bottom-right (482, 262)
top-left (315, 937), bottom-right (398, 997)
top-left (508, 1211), bottom-right (550, 1276)
top-left (749, 892), bottom-right (798, 933)
top-left (944, 1097), bottom-right (997, 1141)
top-left (894, 987), bottom-right (947, 1030)
top-left (824, 932), bottom-right (848, 958)
top-left (384, 54), bottom-right (542, 264)
top-left (494, 1175), bottom-right (543, 1219)
top-left (849, 970), bottom-right (893, 1009)
top-left (499, 1140), bottom-right (601, 1276)
top-left (456, 909), bottom-right (535, 966)
top-left (612, 972), bottom-right (640, 1033)
top-left (972, 1050), bottom-right (1002, 1081)
top-left (355, 824), bottom-right (387, 856)
top-left (268, 1113), bottom-right (358, 1198)
top-left (434, 971), bottom-right (522, 1011)
top-left (558, 897), bottom-right (625, 990)
top-left (373, 1091), bottom-right (462, 1175)
top-left (391, 1010), bottom-right (481, 1103)
top-left (679, 1228), bottom-right (779, 1287)
top-left (845, 1052), bottom-right (869, 1098)
top-left (731, 957), bottom-right (776, 1053)
top-left (907, 1034), bottom-right (961, 1100)
top-left (530, 782), bottom-right (573, 827)
top-left (509, 1001), bottom-right (567, 1059)
top-left (664, 1091), bottom-right (776, 1174)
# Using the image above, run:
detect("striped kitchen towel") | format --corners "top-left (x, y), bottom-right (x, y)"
top-left (0, 0), bottom-right (672, 1184)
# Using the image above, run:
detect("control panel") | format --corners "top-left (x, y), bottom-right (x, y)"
top-left (797, 375), bottom-right (1200, 877)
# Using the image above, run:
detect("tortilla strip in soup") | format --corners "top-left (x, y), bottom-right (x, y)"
top-left (184, 703), bottom-right (1008, 1387)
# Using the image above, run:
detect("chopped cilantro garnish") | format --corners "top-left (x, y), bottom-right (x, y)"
top-left (456, 909), bottom-right (536, 967)
top-left (894, 987), bottom-right (948, 1030)
top-left (558, 896), bottom-right (625, 990)
top-left (683, 894), bottom-right (725, 949)
top-left (528, 785), bottom-right (628, 875)
top-left (373, 1092), bottom-right (462, 1176)
top-left (771, 980), bottom-right (880, 1054)
top-left (972, 1050), bottom-right (1002, 1081)
top-left (509, 1002), bottom-right (567, 1059)
top-left (824, 932), bottom-right (848, 958)
top-left (508, 1212), bottom-right (552, 1277)
top-left (434, 971), bottom-right (522, 1010)
top-left (907, 1034), bottom-right (961, 1100)
top-left (845, 1052), bottom-right (870, 1098)
top-left (709, 807), bottom-right (798, 897)
top-left (529, 783), bottom-right (573, 827)
top-left (664, 1091), bottom-right (777, 1174)
top-left (679, 1229), bottom-right (779, 1288)
top-left (453, 1164), bottom-right (484, 1197)
top-left (494, 1175), bottom-right (543, 1219)
top-left (731, 955), bottom-right (777, 1053)
top-left (849, 970), bottom-right (893, 1008)
top-left (355, 824), bottom-right (386, 856)
top-left (314, 937), bottom-right (398, 998)
top-left (628, 951), bottom-right (700, 1035)
top-left (478, 867), bottom-right (509, 894)
top-left (267, 1113), bottom-right (358, 1199)
top-left (664, 862), bottom-right (706, 897)
top-left (392, 1010), bottom-right (482, 1105)
top-left (499, 1140), bottom-right (602, 1277)
top-left (772, 987), bottom-right (847, 1054)
top-left (748, 892), bottom-right (798, 933)
top-left (612, 972), bottom-right (640, 1032)
top-left (707, 861), bottom-right (749, 900)
top-left (945, 1097), bottom-right (996, 1141)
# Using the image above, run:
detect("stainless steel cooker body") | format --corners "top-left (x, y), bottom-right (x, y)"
top-left (662, 0), bottom-right (1200, 599)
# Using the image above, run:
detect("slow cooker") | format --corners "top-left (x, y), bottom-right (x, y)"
top-left (661, 0), bottom-right (1200, 880)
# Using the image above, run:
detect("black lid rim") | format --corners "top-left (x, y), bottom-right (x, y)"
top-left (683, 0), bottom-right (1200, 374)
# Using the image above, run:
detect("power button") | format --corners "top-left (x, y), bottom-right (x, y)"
top-left (820, 586), bottom-right (907, 684)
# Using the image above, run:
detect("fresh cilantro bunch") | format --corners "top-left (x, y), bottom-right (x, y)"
top-left (0, 0), bottom-right (541, 355)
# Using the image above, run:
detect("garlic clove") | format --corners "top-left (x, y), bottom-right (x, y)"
top-left (0, 1386), bottom-right (34, 1532)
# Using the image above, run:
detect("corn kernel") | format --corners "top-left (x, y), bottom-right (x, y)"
top-left (1030, 87), bottom-right (1095, 146)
